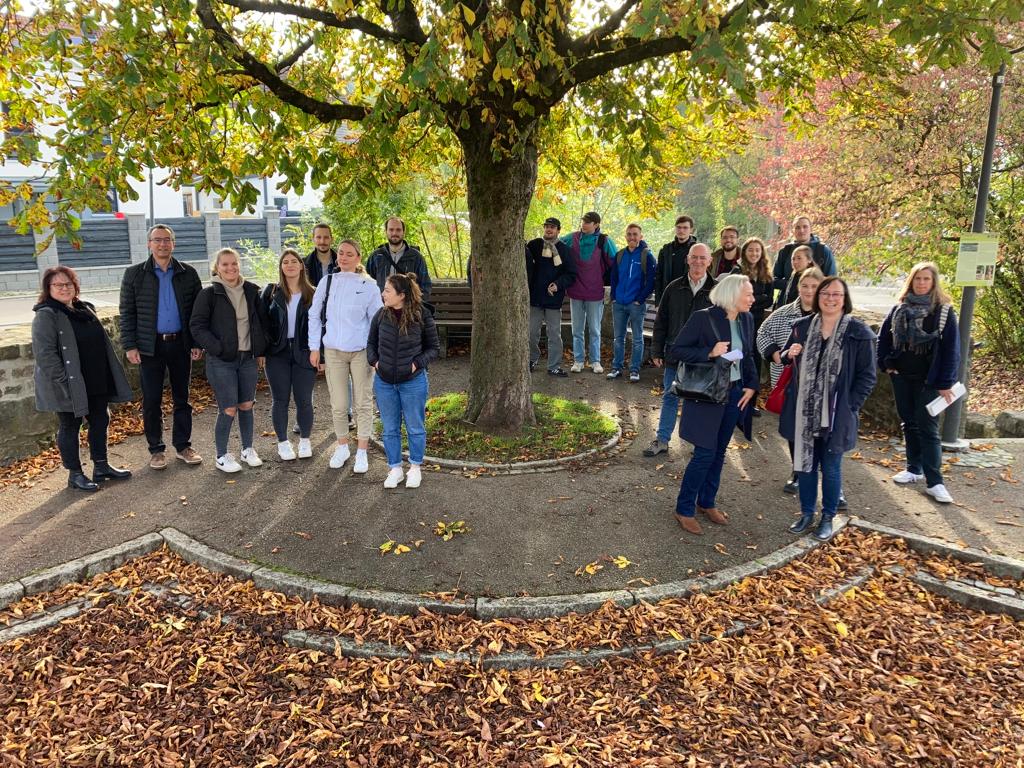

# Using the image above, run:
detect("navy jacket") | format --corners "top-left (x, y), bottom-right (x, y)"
top-left (877, 303), bottom-right (959, 390)
top-left (772, 235), bottom-right (837, 293)
top-left (778, 315), bottom-right (877, 456)
top-left (610, 242), bottom-right (657, 305)
top-left (304, 249), bottom-right (337, 286)
top-left (669, 306), bottom-right (758, 450)
top-left (525, 238), bottom-right (577, 309)
top-left (366, 242), bottom-right (432, 302)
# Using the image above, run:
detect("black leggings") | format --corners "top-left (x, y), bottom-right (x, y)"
top-left (56, 395), bottom-right (111, 471)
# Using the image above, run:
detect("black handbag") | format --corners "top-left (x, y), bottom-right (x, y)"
top-left (671, 314), bottom-right (732, 404)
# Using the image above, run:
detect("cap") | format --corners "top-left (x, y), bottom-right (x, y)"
top-left (582, 211), bottom-right (601, 224)
top-left (543, 217), bottom-right (561, 229)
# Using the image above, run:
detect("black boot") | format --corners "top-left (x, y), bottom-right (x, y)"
top-left (68, 471), bottom-right (100, 492)
top-left (789, 513), bottom-right (815, 534)
top-left (92, 461), bottom-right (132, 482)
top-left (814, 514), bottom-right (835, 541)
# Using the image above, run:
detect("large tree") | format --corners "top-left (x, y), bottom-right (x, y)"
top-left (1, 0), bottom-right (1014, 431)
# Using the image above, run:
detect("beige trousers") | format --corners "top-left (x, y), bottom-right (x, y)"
top-left (323, 348), bottom-right (375, 441)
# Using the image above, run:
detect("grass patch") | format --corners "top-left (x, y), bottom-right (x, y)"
top-left (420, 392), bottom-right (617, 463)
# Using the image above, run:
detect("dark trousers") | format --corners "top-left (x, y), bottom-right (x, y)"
top-left (892, 373), bottom-right (943, 487)
top-left (265, 345), bottom-right (316, 441)
top-left (56, 395), bottom-right (110, 471)
top-left (675, 382), bottom-right (743, 517)
top-left (139, 336), bottom-right (193, 455)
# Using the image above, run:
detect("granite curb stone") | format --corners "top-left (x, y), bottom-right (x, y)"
top-left (160, 528), bottom-right (258, 581)
top-left (251, 568), bottom-right (353, 605)
top-left (886, 566), bottom-right (1024, 620)
top-left (475, 589), bottom-right (635, 620)
top-left (345, 587), bottom-right (477, 617)
top-left (849, 518), bottom-right (1024, 580)
top-left (16, 533), bottom-right (166, 596)
top-left (0, 602), bottom-right (86, 644)
top-left (0, 581), bottom-right (25, 610)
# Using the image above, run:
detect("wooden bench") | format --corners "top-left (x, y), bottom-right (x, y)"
top-left (429, 280), bottom-right (657, 358)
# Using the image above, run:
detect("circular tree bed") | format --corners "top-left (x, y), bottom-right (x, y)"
top-left (414, 392), bottom-right (618, 465)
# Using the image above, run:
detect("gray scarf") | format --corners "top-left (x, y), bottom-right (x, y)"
top-left (892, 293), bottom-right (939, 355)
top-left (793, 313), bottom-right (852, 472)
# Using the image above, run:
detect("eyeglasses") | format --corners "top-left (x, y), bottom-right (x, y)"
top-left (50, 282), bottom-right (74, 289)
top-left (819, 292), bottom-right (846, 299)
top-left (149, 238), bottom-right (173, 244)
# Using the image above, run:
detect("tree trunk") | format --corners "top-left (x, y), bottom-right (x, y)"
top-left (460, 129), bottom-right (538, 432)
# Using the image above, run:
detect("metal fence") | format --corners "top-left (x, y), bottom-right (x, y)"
top-left (55, 219), bottom-right (131, 268)
top-left (222, 218), bottom-right (269, 254)
top-left (159, 217), bottom-right (208, 262)
top-left (0, 226), bottom-right (36, 271)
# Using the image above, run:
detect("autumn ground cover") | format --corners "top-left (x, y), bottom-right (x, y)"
top-left (2, 528), bottom-right (1022, 767)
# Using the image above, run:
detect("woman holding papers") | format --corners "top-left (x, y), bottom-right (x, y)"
top-left (779, 277), bottom-right (876, 541)
top-left (669, 275), bottom-right (759, 536)
top-left (877, 262), bottom-right (960, 504)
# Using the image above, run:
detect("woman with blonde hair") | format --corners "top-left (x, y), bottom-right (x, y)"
top-left (261, 248), bottom-right (317, 461)
top-left (190, 247), bottom-right (268, 473)
top-left (774, 244), bottom-right (814, 309)
top-left (308, 238), bottom-right (383, 473)
top-left (878, 262), bottom-right (959, 503)
top-left (669, 274), bottom-right (759, 535)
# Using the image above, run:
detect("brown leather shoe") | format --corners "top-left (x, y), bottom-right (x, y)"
top-left (176, 447), bottom-right (203, 465)
top-left (675, 514), bottom-right (703, 535)
top-left (149, 452), bottom-right (167, 470)
top-left (697, 506), bottom-right (728, 525)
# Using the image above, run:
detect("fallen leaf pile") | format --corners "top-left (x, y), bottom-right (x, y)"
top-left (0, 381), bottom-right (218, 490)
top-left (2, 529), bottom-right (1023, 765)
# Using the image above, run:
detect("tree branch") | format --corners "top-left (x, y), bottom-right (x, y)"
top-left (381, 0), bottom-right (428, 46)
top-left (570, 0), bottom-right (639, 57)
top-left (196, 0), bottom-right (370, 122)
top-left (216, 0), bottom-right (407, 44)
top-left (275, 33), bottom-right (317, 72)
top-left (566, 35), bottom-right (696, 88)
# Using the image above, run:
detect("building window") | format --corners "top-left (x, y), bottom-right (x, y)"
top-left (182, 192), bottom-right (195, 216)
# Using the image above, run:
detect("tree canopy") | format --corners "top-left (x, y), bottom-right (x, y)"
top-left (1, 0), bottom-right (1018, 430)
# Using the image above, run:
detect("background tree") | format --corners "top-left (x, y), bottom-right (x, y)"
top-left (0, 0), bottom-right (1015, 431)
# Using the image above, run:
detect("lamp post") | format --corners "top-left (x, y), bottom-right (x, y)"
top-left (941, 62), bottom-right (1006, 450)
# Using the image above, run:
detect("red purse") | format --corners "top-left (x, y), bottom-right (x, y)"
top-left (765, 363), bottom-right (793, 414)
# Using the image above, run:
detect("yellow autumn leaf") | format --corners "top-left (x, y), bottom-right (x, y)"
top-left (834, 621), bottom-right (849, 638)
top-left (188, 655), bottom-right (206, 684)
top-left (612, 555), bottom-right (632, 569)
top-left (379, 540), bottom-right (395, 554)
top-left (394, 544), bottom-right (411, 555)
top-left (668, 629), bottom-right (684, 642)
top-left (532, 681), bottom-right (548, 703)
top-left (461, 3), bottom-right (475, 24)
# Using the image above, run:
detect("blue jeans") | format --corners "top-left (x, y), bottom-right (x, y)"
top-left (891, 374), bottom-right (943, 487)
top-left (611, 301), bottom-right (645, 373)
top-left (570, 298), bottom-right (604, 365)
top-left (656, 366), bottom-right (680, 444)
top-left (675, 382), bottom-right (743, 517)
top-left (374, 372), bottom-right (429, 467)
top-left (797, 437), bottom-right (844, 518)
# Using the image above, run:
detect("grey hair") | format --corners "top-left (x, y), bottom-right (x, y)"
top-left (709, 274), bottom-right (751, 310)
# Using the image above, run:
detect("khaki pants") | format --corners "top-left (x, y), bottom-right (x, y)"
top-left (324, 348), bottom-right (374, 441)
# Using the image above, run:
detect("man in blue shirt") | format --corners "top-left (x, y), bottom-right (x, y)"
top-left (119, 225), bottom-right (204, 470)
top-left (607, 223), bottom-right (657, 382)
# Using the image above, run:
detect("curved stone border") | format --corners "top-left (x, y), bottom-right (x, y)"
top-left (369, 419), bottom-right (623, 474)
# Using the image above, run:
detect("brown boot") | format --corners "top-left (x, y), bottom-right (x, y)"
top-left (675, 514), bottom-right (703, 535)
top-left (697, 506), bottom-right (728, 525)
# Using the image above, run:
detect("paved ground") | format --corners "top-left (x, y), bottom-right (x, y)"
top-left (2, 348), bottom-right (1021, 597)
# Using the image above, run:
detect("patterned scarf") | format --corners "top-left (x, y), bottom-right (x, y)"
top-left (793, 313), bottom-right (852, 473)
top-left (541, 238), bottom-right (562, 266)
top-left (892, 293), bottom-right (939, 355)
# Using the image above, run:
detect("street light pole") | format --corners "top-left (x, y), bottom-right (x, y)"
top-left (941, 62), bottom-right (1006, 450)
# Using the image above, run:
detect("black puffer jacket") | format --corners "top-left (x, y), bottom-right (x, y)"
top-left (189, 281), bottom-right (268, 362)
top-left (654, 236), bottom-right (697, 305)
top-left (366, 307), bottom-right (440, 384)
top-left (651, 273), bottom-right (716, 365)
top-left (260, 284), bottom-right (313, 368)
top-left (119, 256), bottom-right (202, 355)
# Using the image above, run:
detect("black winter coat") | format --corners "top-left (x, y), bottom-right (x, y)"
top-left (366, 242), bottom-right (433, 302)
top-left (651, 273), bottom-right (716, 365)
top-left (729, 266), bottom-right (774, 328)
top-left (118, 256), bottom-right (202, 356)
top-left (304, 249), bottom-right (337, 286)
top-left (525, 238), bottom-right (577, 309)
top-left (189, 281), bottom-right (268, 362)
top-left (260, 284), bottom-right (314, 368)
top-left (654, 236), bottom-right (697, 305)
top-left (366, 308), bottom-right (440, 384)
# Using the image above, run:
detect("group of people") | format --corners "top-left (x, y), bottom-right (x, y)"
top-left (527, 212), bottom-right (961, 541)
top-left (33, 211), bottom-right (961, 546)
top-left (32, 218), bottom-right (437, 492)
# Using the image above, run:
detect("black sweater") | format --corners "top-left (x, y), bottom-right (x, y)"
top-left (366, 308), bottom-right (440, 384)
top-left (651, 273), bottom-right (716, 365)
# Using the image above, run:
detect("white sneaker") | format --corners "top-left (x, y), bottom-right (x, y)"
top-left (570, 362), bottom-right (584, 373)
top-left (329, 444), bottom-right (351, 469)
top-left (216, 453), bottom-right (242, 473)
top-left (926, 484), bottom-right (953, 503)
top-left (297, 438), bottom-right (312, 459)
top-left (240, 447), bottom-right (263, 467)
top-left (892, 470), bottom-right (924, 484)
top-left (384, 466), bottom-right (404, 488)
top-left (405, 465), bottom-right (422, 488)
top-left (592, 362), bottom-right (604, 374)
top-left (353, 450), bottom-right (369, 474)
top-left (277, 441), bottom-right (296, 461)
